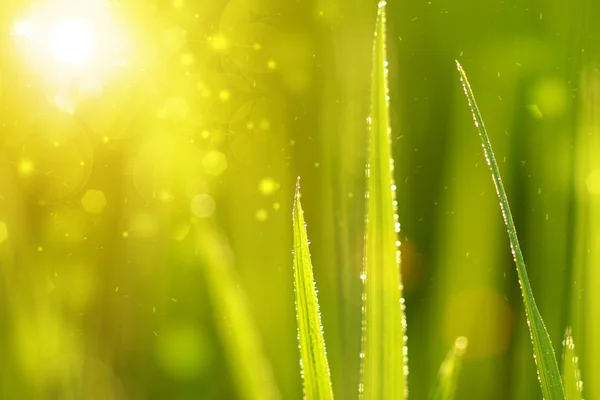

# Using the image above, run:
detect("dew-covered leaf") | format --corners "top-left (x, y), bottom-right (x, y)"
top-left (562, 327), bottom-right (583, 400)
top-left (360, 2), bottom-right (408, 399)
top-left (292, 179), bottom-right (335, 400)
top-left (455, 60), bottom-right (565, 400)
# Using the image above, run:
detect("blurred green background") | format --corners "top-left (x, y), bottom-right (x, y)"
top-left (0, 0), bottom-right (599, 399)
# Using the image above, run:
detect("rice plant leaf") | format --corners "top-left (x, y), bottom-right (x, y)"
top-left (292, 179), bottom-right (335, 400)
top-left (360, 2), bottom-right (408, 399)
top-left (193, 223), bottom-right (280, 400)
top-left (429, 337), bottom-right (469, 400)
top-left (455, 60), bottom-right (565, 400)
top-left (562, 327), bottom-right (583, 400)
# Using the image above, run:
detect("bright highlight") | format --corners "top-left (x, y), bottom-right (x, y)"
top-left (50, 18), bottom-right (94, 66)
top-left (13, 20), bottom-right (33, 37)
top-left (12, 0), bottom-right (129, 113)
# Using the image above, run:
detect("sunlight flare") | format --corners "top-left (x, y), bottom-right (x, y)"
top-left (11, 0), bottom-right (129, 113)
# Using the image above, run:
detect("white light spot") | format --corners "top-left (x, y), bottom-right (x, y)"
top-left (13, 20), bottom-right (33, 37)
top-left (50, 18), bottom-right (94, 65)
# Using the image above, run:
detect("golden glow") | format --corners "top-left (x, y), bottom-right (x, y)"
top-left (50, 18), bottom-right (94, 66)
top-left (258, 178), bottom-right (280, 196)
top-left (255, 209), bottom-right (268, 222)
top-left (218, 90), bottom-right (230, 102)
top-left (210, 35), bottom-right (228, 51)
top-left (18, 159), bottom-right (34, 176)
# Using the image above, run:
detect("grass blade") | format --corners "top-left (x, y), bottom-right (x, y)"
top-left (562, 327), bottom-right (583, 400)
top-left (193, 222), bottom-right (280, 400)
top-left (455, 61), bottom-right (565, 400)
top-left (429, 337), bottom-right (469, 400)
top-left (292, 179), bottom-right (335, 400)
top-left (359, 2), bottom-right (408, 399)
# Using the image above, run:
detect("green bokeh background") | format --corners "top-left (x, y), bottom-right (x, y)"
top-left (0, 0), bottom-right (599, 399)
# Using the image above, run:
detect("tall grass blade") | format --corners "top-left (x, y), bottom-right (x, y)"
top-left (193, 223), bottom-right (280, 400)
top-left (429, 337), bottom-right (469, 400)
top-left (455, 61), bottom-right (565, 400)
top-left (562, 327), bottom-right (583, 400)
top-left (359, 2), bottom-right (408, 399)
top-left (292, 179), bottom-right (335, 400)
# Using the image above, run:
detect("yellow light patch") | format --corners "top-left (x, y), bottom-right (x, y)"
top-left (159, 190), bottom-right (174, 203)
top-left (18, 159), bottom-right (34, 176)
top-left (586, 169), bottom-right (600, 195)
top-left (81, 190), bottom-right (107, 214)
top-left (191, 194), bottom-right (215, 218)
top-left (164, 26), bottom-right (187, 53)
top-left (210, 35), bottom-right (228, 51)
top-left (130, 213), bottom-right (157, 238)
top-left (218, 90), bottom-right (230, 102)
top-left (255, 209), bottom-right (268, 222)
top-left (259, 119), bottom-right (271, 130)
top-left (202, 151), bottom-right (228, 176)
top-left (0, 222), bottom-right (7, 243)
top-left (181, 53), bottom-right (194, 66)
top-left (157, 97), bottom-right (189, 121)
top-left (258, 178), bottom-right (279, 196)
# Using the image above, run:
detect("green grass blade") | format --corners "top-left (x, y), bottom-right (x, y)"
top-left (193, 223), bottom-right (280, 400)
top-left (292, 179), bottom-right (335, 400)
top-left (429, 337), bottom-right (469, 400)
top-left (359, 2), bottom-right (408, 399)
top-left (562, 327), bottom-right (583, 400)
top-left (455, 61), bottom-right (565, 400)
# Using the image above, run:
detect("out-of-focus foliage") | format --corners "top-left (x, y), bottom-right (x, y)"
top-left (429, 336), bottom-right (468, 400)
top-left (0, 0), bottom-right (599, 399)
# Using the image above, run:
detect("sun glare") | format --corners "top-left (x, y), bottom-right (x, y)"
top-left (12, 0), bottom-right (129, 113)
top-left (12, 0), bottom-right (127, 73)
top-left (50, 18), bottom-right (95, 66)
